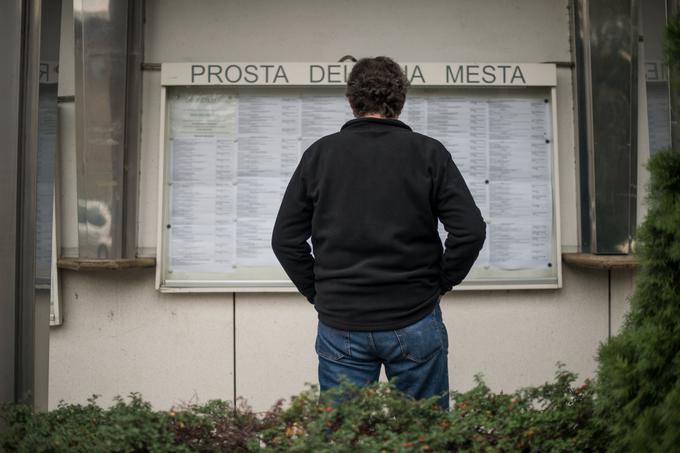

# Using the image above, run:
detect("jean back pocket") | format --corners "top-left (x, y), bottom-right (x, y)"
top-left (315, 321), bottom-right (351, 361)
top-left (394, 309), bottom-right (443, 363)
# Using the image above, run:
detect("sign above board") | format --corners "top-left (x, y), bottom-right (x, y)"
top-left (161, 62), bottom-right (557, 87)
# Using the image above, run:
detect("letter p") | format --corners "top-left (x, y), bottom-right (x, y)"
top-left (191, 65), bottom-right (205, 83)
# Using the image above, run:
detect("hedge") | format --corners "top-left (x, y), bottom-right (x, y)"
top-left (1, 366), bottom-right (607, 452)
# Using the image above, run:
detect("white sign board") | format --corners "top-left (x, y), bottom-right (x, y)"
top-left (156, 63), bottom-right (561, 291)
top-left (162, 62), bottom-right (557, 87)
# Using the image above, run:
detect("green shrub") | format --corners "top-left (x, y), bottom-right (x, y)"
top-left (594, 149), bottom-right (680, 452)
top-left (0, 392), bottom-right (282, 453)
top-left (254, 366), bottom-right (606, 452)
top-left (1, 366), bottom-right (607, 452)
top-left (0, 393), bottom-right (188, 453)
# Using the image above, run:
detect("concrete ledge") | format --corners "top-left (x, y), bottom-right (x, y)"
top-left (57, 258), bottom-right (156, 271)
top-left (562, 253), bottom-right (638, 270)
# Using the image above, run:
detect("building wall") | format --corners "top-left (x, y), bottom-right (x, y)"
top-left (50, 0), bottom-right (637, 411)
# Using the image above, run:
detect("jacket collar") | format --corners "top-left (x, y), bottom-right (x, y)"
top-left (341, 116), bottom-right (412, 131)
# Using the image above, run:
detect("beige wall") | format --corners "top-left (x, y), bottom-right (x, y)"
top-left (50, 0), bottom-right (638, 412)
top-left (48, 265), bottom-right (635, 412)
top-left (49, 269), bottom-right (234, 410)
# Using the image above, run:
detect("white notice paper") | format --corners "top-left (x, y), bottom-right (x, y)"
top-left (301, 94), bottom-right (353, 138)
top-left (236, 217), bottom-right (278, 266)
top-left (167, 90), bottom-right (238, 274)
top-left (400, 95), bottom-right (428, 133)
top-left (489, 221), bottom-right (552, 270)
top-left (237, 176), bottom-right (282, 218)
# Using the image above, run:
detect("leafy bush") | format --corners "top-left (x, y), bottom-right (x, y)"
top-left (255, 366), bottom-right (606, 452)
top-left (0, 393), bottom-right (187, 453)
top-left (594, 150), bottom-right (680, 452)
top-left (1, 366), bottom-right (607, 452)
top-left (0, 391), bottom-right (281, 453)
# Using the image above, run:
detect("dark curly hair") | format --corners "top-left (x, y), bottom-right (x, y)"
top-left (345, 56), bottom-right (410, 118)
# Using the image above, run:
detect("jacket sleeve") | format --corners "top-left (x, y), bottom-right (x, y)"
top-left (435, 149), bottom-right (487, 294)
top-left (271, 156), bottom-right (316, 304)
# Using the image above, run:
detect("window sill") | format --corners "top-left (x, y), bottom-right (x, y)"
top-left (562, 253), bottom-right (637, 270)
top-left (57, 258), bottom-right (156, 271)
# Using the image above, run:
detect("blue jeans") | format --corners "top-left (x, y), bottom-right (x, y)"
top-left (315, 302), bottom-right (449, 410)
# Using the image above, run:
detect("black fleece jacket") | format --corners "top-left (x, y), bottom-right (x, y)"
top-left (271, 116), bottom-right (486, 331)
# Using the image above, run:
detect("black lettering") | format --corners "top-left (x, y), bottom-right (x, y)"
top-left (244, 64), bottom-right (258, 83)
top-left (225, 64), bottom-right (242, 83)
top-left (327, 64), bottom-right (341, 83)
top-left (482, 65), bottom-right (496, 83)
top-left (208, 64), bottom-right (223, 83)
top-left (446, 65), bottom-right (464, 83)
top-left (498, 65), bottom-right (511, 83)
top-left (310, 64), bottom-right (324, 83)
top-left (262, 64), bottom-right (274, 83)
top-left (191, 64), bottom-right (205, 83)
top-left (410, 65), bottom-right (426, 83)
top-left (273, 65), bottom-right (289, 83)
top-left (511, 66), bottom-right (526, 84)
top-left (466, 65), bottom-right (480, 83)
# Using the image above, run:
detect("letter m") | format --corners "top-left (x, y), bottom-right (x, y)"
top-left (446, 65), bottom-right (464, 84)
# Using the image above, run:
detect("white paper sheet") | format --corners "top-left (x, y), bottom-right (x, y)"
top-left (236, 217), bottom-right (278, 266)
top-left (238, 95), bottom-right (283, 135)
top-left (301, 94), bottom-right (353, 138)
top-left (237, 176), bottom-right (282, 218)
top-left (169, 91), bottom-right (236, 136)
top-left (490, 180), bottom-right (552, 220)
top-left (237, 136), bottom-right (281, 177)
top-left (400, 96), bottom-right (428, 133)
top-left (489, 141), bottom-right (550, 181)
top-left (169, 223), bottom-right (236, 273)
top-left (167, 92), bottom-right (238, 274)
top-left (489, 221), bottom-right (552, 270)
top-left (488, 98), bottom-right (548, 142)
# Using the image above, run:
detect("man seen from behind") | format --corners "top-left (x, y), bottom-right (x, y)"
top-left (271, 56), bottom-right (486, 410)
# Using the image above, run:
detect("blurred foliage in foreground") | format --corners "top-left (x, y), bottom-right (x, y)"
top-left (1, 366), bottom-right (607, 452)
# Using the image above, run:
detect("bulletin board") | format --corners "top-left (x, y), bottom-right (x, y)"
top-left (156, 62), bottom-right (561, 292)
